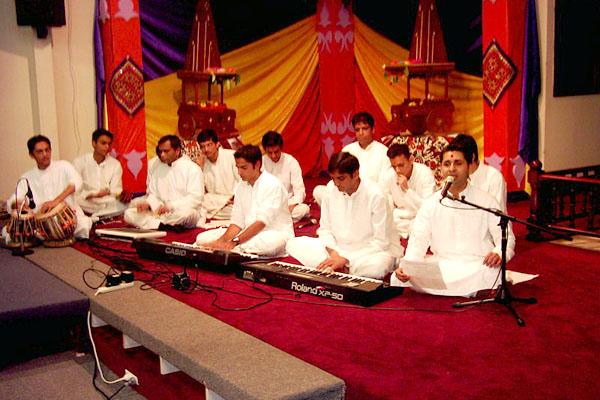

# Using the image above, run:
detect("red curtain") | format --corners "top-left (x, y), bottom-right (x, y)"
top-left (100, 0), bottom-right (148, 192)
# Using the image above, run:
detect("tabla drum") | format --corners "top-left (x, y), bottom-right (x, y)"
top-left (5, 210), bottom-right (37, 248)
top-left (35, 202), bottom-right (77, 247)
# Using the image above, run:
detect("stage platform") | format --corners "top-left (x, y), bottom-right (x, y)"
top-left (24, 245), bottom-right (345, 400)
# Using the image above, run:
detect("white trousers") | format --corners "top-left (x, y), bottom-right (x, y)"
top-left (74, 207), bottom-right (93, 239)
top-left (195, 227), bottom-right (289, 257)
top-left (286, 236), bottom-right (394, 280)
top-left (77, 196), bottom-right (127, 218)
top-left (290, 202), bottom-right (310, 222)
top-left (312, 185), bottom-right (327, 206)
top-left (124, 207), bottom-right (199, 230)
top-left (392, 208), bottom-right (416, 239)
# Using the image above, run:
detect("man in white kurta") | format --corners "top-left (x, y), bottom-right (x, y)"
top-left (383, 144), bottom-right (436, 238)
top-left (393, 144), bottom-right (515, 296)
top-left (73, 129), bottom-right (126, 218)
top-left (469, 163), bottom-right (507, 211)
top-left (124, 135), bottom-right (204, 230)
top-left (452, 134), bottom-right (507, 211)
top-left (261, 131), bottom-right (310, 222)
top-left (197, 130), bottom-right (240, 221)
top-left (287, 152), bottom-right (400, 279)
top-left (195, 145), bottom-right (294, 257)
top-left (5, 136), bottom-right (92, 240)
top-left (342, 140), bottom-right (390, 187)
top-left (313, 112), bottom-right (391, 205)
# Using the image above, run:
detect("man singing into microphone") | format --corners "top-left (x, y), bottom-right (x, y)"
top-left (393, 140), bottom-right (515, 296)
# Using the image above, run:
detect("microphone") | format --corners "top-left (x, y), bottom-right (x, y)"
top-left (440, 176), bottom-right (454, 199)
top-left (25, 179), bottom-right (36, 209)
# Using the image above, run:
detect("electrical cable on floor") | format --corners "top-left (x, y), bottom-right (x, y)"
top-left (86, 312), bottom-right (136, 391)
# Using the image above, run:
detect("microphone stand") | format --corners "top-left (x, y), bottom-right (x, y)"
top-left (448, 193), bottom-right (570, 326)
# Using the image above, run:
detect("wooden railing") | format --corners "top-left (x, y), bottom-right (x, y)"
top-left (527, 161), bottom-right (600, 240)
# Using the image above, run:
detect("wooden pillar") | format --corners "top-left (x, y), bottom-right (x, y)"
top-left (99, 0), bottom-right (147, 192)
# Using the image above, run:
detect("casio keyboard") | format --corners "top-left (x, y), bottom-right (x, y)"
top-left (238, 260), bottom-right (403, 306)
top-left (132, 238), bottom-right (258, 272)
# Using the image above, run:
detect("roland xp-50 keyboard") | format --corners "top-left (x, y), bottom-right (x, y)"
top-left (237, 260), bottom-right (403, 306)
top-left (133, 238), bottom-right (257, 272)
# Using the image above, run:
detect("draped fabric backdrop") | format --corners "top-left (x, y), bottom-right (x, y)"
top-left (97, 0), bottom-right (484, 177)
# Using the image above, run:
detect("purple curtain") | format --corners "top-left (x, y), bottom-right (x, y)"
top-left (518, 0), bottom-right (541, 163)
top-left (93, 2), bottom-right (105, 129)
top-left (139, 0), bottom-right (196, 80)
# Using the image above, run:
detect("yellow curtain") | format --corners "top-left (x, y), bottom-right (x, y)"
top-left (144, 16), bottom-right (318, 157)
top-left (354, 17), bottom-right (483, 143)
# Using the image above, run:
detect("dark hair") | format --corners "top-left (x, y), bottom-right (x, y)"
top-left (387, 143), bottom-right (411, 159)
top-left (440, 140), bottom-right (475, 165)
top-left (451, 133), bottom-right (479, 163)
top-left (351, 111), bottom-right (374, 128)
top-left (27, 135), bottom-right (51, 154)
top-left (158, 134), bottom-right (182, 150)
top-left (234, 144), bottom-right (262, 166)
top-left (328, 152), bottom-right (360, 174)
top-left (92, 128), bottom-right (113, 143)
top-left (197, 129), bottom-right (219, 144)
top-left (261, 131), bottom-right (284, 148)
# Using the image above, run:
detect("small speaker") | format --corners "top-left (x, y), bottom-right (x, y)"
top-left (172, 272), bottom-right (191, 291)
top-left (15, 0), bottom-right (66, 39)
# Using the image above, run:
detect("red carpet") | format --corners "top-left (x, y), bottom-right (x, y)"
top-left (76, 199), bottom-right (600, 400)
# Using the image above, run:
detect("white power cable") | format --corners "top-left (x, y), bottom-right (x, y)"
top-left (86, 311), bottom-right (133, 385)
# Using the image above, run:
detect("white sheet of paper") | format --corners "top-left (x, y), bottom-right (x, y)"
top-left (401, 259), bottom-right (447, 290)
top-left (506, 270), bottom-right (539, 284)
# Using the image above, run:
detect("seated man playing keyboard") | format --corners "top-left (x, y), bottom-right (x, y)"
top-left (195, 145), bottom-right (294, 257)
top-left (286, 152), bottom-right (401, 279)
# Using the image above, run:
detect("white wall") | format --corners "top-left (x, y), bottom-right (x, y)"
top-left (537, 0), bottom-right (600, 172)
top-left (0, 0), bottom-right (96, 201)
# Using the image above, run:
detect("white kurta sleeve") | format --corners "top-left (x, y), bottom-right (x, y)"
top-left (145, 175), bottom-right (163, 211)
top-left (6, 179), bottom-right (28, 209)
top-left (64, 161), bottom-right (83, 193)
top-left (109, 160), bottom-right (123, 196)
top-left (402, 169), bottom-right (436, 212)
top-left (365, 193), bottom-right (391, 253)
top-left (230, 186), bottom-right (245, 229)
top-left (72, 157), bottom-right (94, 200)
top-left (403, 199), bottom-right (434, 261)
top-left (288, 157), bottom-right (306, 205)
top-left (492, 173), bottom-right (508, 212)
top-left (168, 166), bottom-right (204, 210)
top-left (488, 209), bottom-right (516, 261)
top-left (316, 189), bottom-right (339, 251)
top-left (254, 180), bottom-right (286, 227)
